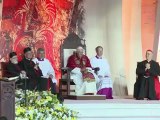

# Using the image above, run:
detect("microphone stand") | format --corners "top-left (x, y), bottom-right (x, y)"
top-left (21, 58), bottom-right (30, 107)
top-left (20, 76), bottom-right (28, 107)
top-left (24, 77), bottom-right (27, 107)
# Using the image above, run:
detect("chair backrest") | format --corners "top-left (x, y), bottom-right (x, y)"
top-left (60, 33), bottom-right (86, 67)
top-left (136, 62), bottom-right (140, 79)
top-left (0, 62), bottom-right (9, 77)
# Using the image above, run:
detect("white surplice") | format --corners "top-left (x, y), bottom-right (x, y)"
top-left (32, 58), bottom-right (57, 84)
top-left (90, 56), bottom-right (113, 91)
top-left (70, 67), bottom-right (98, 95)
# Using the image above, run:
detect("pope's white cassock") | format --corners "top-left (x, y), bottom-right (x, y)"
top-left (90, 56), bottom-right (113, 99)
top-left (67, 54), bottom-right (98, 95)
top-left (32, 58), bottom-right (57, 84)
top-left (70, 67), bottom-right (98, 95)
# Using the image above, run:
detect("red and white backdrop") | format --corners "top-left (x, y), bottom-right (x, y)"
top-left (0, 0), bottom-right (74, 82)
top-left (1, 0), bottom-right (160, 95)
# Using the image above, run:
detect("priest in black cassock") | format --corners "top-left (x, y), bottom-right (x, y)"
top-left (19, 47), bottom-right (47, 91)
top-left (134, 50), bottom-right (160, 100)
top-left (7, 52), bottom-right (26, 89)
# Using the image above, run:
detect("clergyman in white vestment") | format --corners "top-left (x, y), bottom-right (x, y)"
top-left (32, 48), bottom-right (57, 93)
top-left (66, 46), bottom-right (98, 95)
top-left (90, 46), bottom-right (113, 99)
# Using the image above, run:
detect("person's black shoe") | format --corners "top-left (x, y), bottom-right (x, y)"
top-left (136, 98), bottom-right (144, 100)
top-left (57, 93), bottom-right (64, 104)
top-left (53, 93), bottom-right (64, 104)
top-left (147, 98), bottom-right (156, 100)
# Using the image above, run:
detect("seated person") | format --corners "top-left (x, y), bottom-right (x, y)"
top-left (66, 46), bottom-right (98, 95)
top-left (134, 50), bottom-right (160, 100)
top-left (90, 46), bottom-right (113, 99)
top-left (7, 52), bottom-right (26, 89)
top-left (32, 48), bottom-right (57, 94)
top-left (19, 47), bottom-right (45, 91)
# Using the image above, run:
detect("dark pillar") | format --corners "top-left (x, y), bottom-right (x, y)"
top-left (0, 81), bottom-right (15, 120)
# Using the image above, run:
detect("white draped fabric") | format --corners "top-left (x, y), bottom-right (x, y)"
top-left (70, 67), bottom-right (98, 95)
top-left (90, 57), bottom-right (113, 91)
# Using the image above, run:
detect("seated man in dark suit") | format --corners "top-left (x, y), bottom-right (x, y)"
top-left (19, 47), bottom-right (46, 91)
top-left (134, 50), bottom-right (160, 100)
top-left (7, 52), bottom-right (26, 89)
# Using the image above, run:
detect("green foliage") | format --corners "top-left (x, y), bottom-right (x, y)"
top-left (15, 90), bottom-right (78, 120)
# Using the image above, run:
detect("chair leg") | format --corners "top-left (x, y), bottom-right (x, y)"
top-left (59, 81), bottom-right (62, 95)
top-left (67, 81), bottom-right (70, 96)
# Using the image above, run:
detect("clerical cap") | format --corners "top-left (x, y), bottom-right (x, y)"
top-left (147, 49), bottom-right (153, 53)
top-left (9, 52), bottom-right (17, 58)
top-left (23, 47), bottom-right (31, 54)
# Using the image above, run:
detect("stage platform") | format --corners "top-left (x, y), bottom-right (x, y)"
top-left (64, 96), bottom-right (160, 120)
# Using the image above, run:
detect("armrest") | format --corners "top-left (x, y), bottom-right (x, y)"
top-left (61, 67), bottom-right (69, 70)
top-left (61, 67), bottom-right (72, 72)
top-left (61, 67), bottom-right (72, 79)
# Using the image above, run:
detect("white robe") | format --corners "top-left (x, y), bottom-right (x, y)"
top-left (32, 58), bottom-right (57, 84)
top-left (70, 67), bottom-right (98, 95)
top-left (90, 56), bottom-right (113, 91)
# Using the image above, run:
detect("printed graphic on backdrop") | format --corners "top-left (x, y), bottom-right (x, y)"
top-left (0, 0), bottom-right (74, 80)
